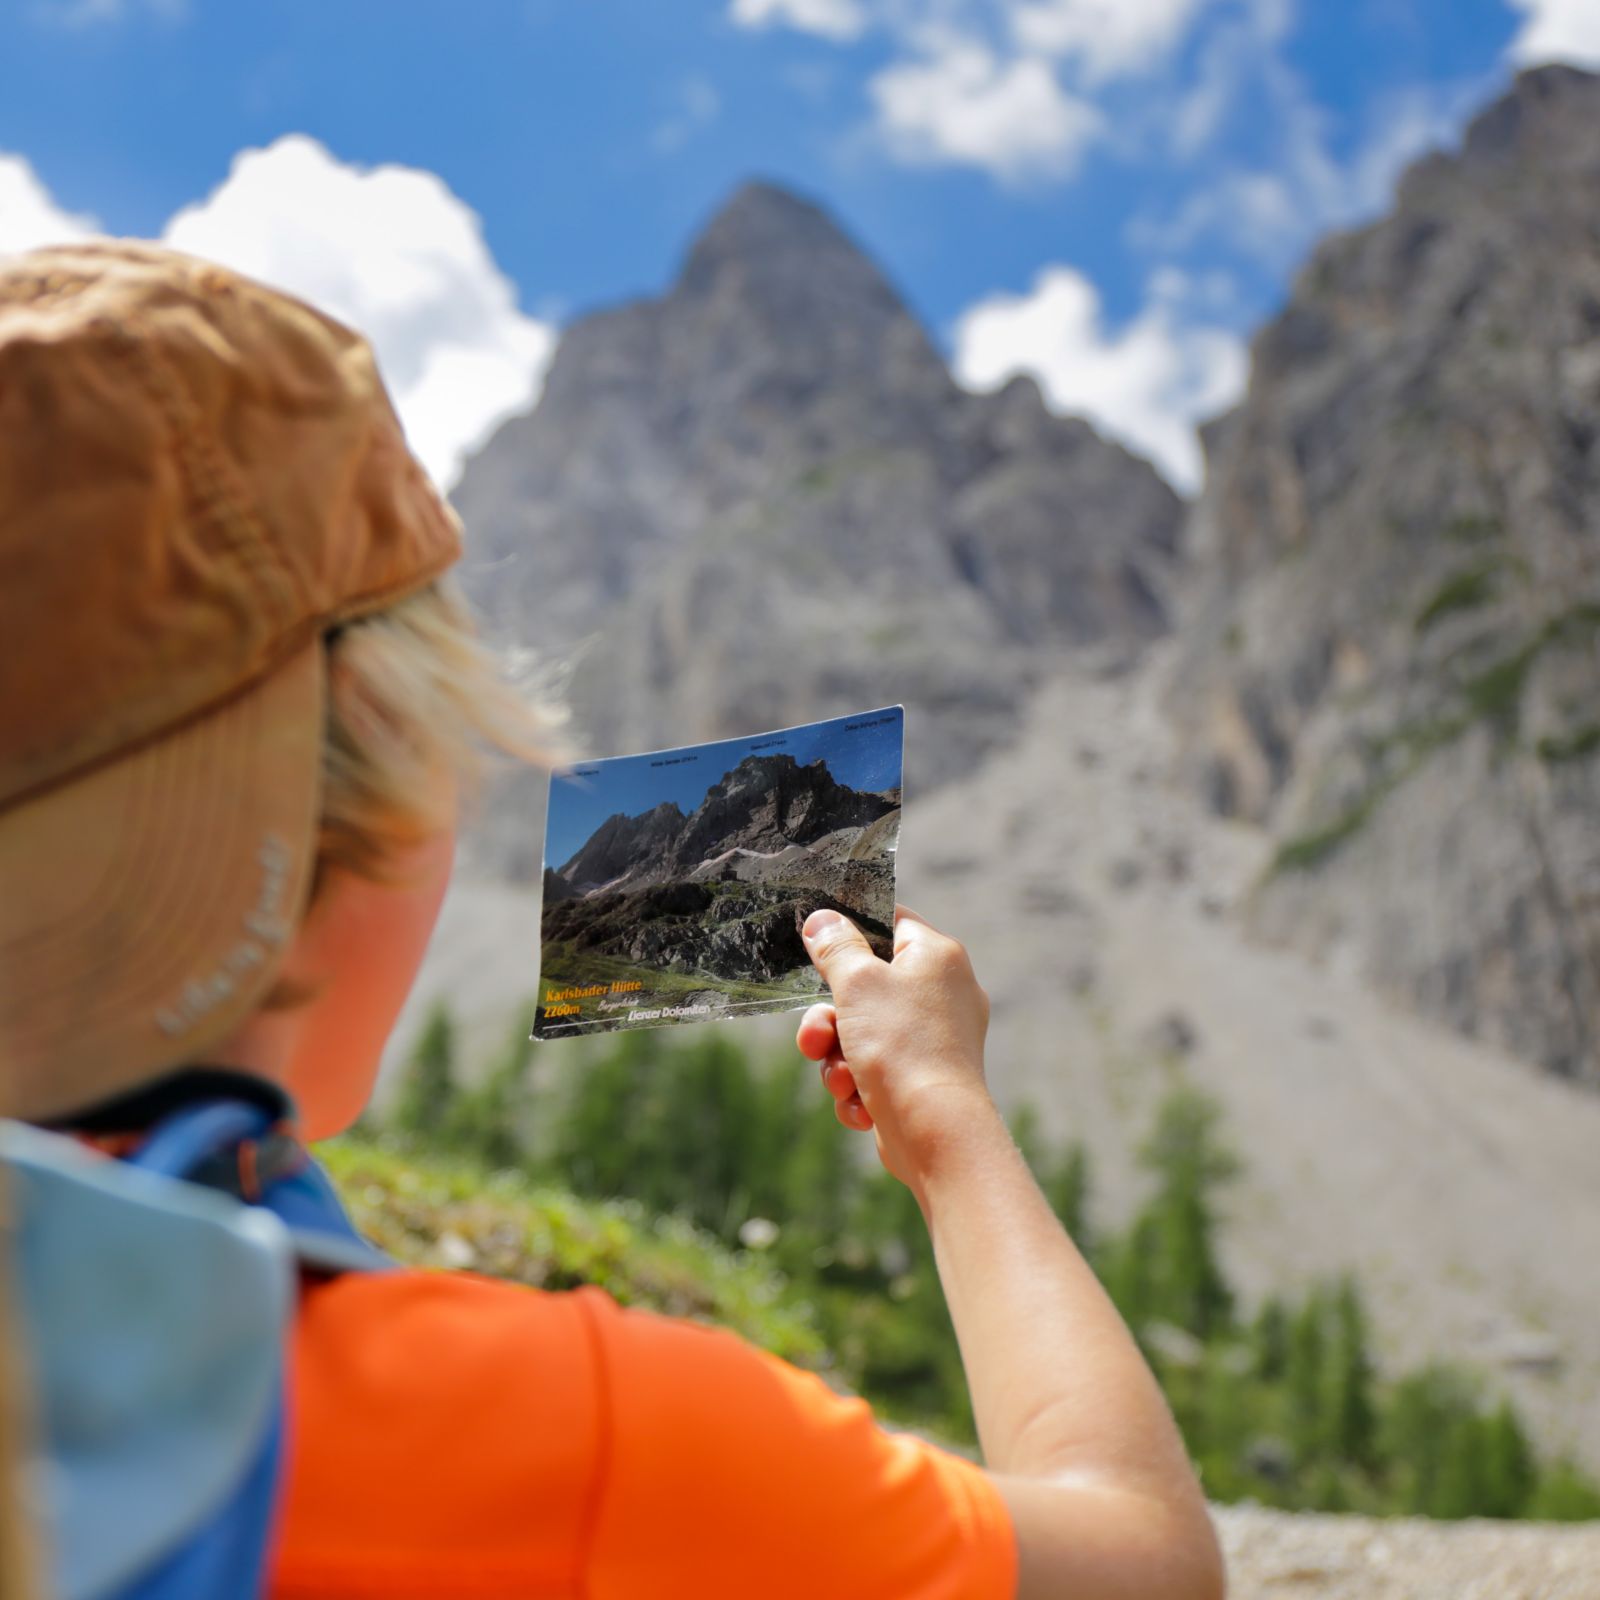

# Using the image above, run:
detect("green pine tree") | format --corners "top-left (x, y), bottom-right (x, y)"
top-left (1286, 1289), bottom-right (1327, 1466)
top-left (548, 1028), bottom-right (655, 1199)
top-left (391, 1002), bottom-right (457, 1142)
top-left (444, 1001), bottom-right (538, 1170)
top-left (1527, 1459), bottom-right (1600, 1522)
top-left (1251, 1296), bottom-right (1290, 1381)
top-left (1322, 1276), bottom-right (1377, 1468)
top-left (1135, 1087), bottom-right (1237, 1339)
top-left (1478, 1399), bottom-right (1536, 1519)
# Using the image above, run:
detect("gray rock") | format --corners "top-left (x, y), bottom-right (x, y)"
top-left (1167, 66), bottom-right (1600, 1083)
top-left (451, 181), bottom-right (1182, 880)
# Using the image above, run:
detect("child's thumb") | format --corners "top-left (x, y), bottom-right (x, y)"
top-left (802, 909), bottom-right (877, 995)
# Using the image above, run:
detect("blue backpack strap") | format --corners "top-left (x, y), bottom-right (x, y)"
top-left (2, 1117), bottom-right (293, 1600)
top-left (3, 1099), bottom-right (385, 1600)
top-left (126, 1099), bottom-right (390, 1276)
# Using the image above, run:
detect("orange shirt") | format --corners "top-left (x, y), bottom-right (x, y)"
top-left (271, 1269), bottom-right (1017, 1600)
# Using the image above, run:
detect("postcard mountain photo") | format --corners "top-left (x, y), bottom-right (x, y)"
top-left (533, 707), bottom-right (904, 1038)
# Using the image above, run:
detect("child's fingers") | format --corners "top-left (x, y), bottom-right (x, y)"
top-left (835, 1092), bottom-right (873, 1130)
top-left (795, 1003), bottom-right (839, 1062)
top-left (820, 1054), bottom-right (858, 1103)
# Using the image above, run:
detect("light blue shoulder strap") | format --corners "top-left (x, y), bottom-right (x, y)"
top-left (1, 1119), bottom-right (294, 1600)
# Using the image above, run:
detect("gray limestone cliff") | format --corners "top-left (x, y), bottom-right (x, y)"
top-left (452, 181), bottom-right (1182, 878)
top-left (1167, 65), bottom-right (1600, 1081)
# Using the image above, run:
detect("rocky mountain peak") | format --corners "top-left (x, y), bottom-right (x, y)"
top-left (558, 800), bottom-right (687, 886)
top-left (679, 180), bottom-right (880, 297)
top-left (668, 178), bottom-right (951, 406)
top-left (552, 750), bottom-right (898, 897)
top-left (1458, 64), bottom-right (1600, 175)
top-left (453, 177), bottom-right (1184, 881)
top-left (678, 751), bottom-right (896, 864)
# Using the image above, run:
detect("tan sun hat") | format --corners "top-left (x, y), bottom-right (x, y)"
top-left (0, 240), bottom-right (462, 1121)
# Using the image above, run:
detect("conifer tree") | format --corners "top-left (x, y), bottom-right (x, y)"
top-left (550, 1028), bottom-right (653, 1199)
top-left (1322, 1275), bottom-right (1377, 1467)
top-left (444, 1001), bottom-right (538, 1170)
top-left (392, 1001), bottom-right (457, 1142)
top-left (1478, 1399), bottom-right (1535, 1518)
top-left (1528, 1459), bottom-right (1600, 1521)
top-left (1135, 1087), bottom-right (1237, 1338)
top-left (1286, 1288), bottom-right (1327, 1464)
top-left (1251, 1296), bottom-right (1290, 1381)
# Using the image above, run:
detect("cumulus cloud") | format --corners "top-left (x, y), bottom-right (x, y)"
top-left (1507, 0), bottom-right (1600, 68)
top-left (1011, 0), bottom-right (1212, 82)
top-left (0, 153), bottom-right (99, 254)
top-left (29, 0), bottom-right (185, 27)
top-left (953, 264), bottom-right (1247, 491)
top-left (734, 0), bottom-right (1249, 182)
top-left (653, 76), bottom-right (723, 154)
top-left (1137, 71), bottom-right (1474, 269)
top-left (163, 136), bottom-right (555, 490)
top-left (870, 36), bottom-right (1104, 183)
top-left (729, 0), bottom-right (867, 42)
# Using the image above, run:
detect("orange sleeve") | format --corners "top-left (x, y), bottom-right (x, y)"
top-left (576, 1289), bottom-right (1018, 1600)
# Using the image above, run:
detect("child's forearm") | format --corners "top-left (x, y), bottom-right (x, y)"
top-left (911, 1097), bottom-right (1199, 1493)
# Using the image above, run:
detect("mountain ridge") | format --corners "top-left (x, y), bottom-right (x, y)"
top-left (452, 179), bottom-right (1182, 880)
top-left (554, 750), bottom-right (899, 892)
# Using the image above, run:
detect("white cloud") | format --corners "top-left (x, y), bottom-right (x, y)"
top-left (1011, 0), bottom-right (1212, 82)
top-left (30, 0), bottom-right (184, 26)
top-left (870, 36), bottom-right (1104, 182)
top-left (954, 264), bottom-right (1247, 490)
top-left (1507, 0), bottom-right (1600, 68)
top-left (162, 136), bottom-right (555, 490)
top-left (1168, 0), bottom-right (1289, 155)
top-left (653, 76), bottom-right (723, 153)
top-left (729, 0), bottom-right (867, 42)
top-left (731, 0), bottom-right (1290, 184)
top-left (0, 153), bottom-right (99, 254)
top-left (1138, 70), bottom-right (1474, 268)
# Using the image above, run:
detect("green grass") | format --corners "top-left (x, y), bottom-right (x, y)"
top-left (1537, 724), bottom-right (1600, 764)
top-left (539, 941), bottom-right (809, 1008)
top-left (1271, 790), bottom-right (1388, 874)
top-left (1441, 512), bottom-right (1502, 545)
top-left (1460, 644), bottom-right (1540, 727)
top-left (1271, 599), bottom-right (1600, 875)
top-left (1414, 563), bottom-right (1501, 634)
top-left (318, 1136), bottom-right (826, 1367)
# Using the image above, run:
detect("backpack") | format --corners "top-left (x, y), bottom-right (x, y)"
top-left (0, 1095), bottom-right (387, 1600)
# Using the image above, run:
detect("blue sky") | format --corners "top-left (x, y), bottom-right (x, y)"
top-left (2, 0), bottom-right (1595, 491)
top-left (546, 705), bottom-right (904, 867)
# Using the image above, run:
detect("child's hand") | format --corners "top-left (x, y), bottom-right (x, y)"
top-left (794, 906), bottom-right (994, 1190)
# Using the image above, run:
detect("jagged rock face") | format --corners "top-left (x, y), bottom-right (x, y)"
top-left (453, 181), bottom-right (1181, 879)
top-left (543, 748), bottom-right (900, 981)
top-left (1168, 66), bottom-right (1600, 1081)
top-left (557, 752), bottom-right (897, 888)
top-left (540, 880), bottom-right (892, 981)
top-left (673, 752), bottom-right (894, 863)
top-left (557, 800), bottom-right (686, 888)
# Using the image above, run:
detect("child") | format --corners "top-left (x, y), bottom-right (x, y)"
top-left (0, 240), bottom-right (1222, 1600)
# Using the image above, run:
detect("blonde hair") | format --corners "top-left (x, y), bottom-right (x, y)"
top-left (251, 577), bottom-right (562, 1011)
top-left (318, 577), bottom-right (562, 884)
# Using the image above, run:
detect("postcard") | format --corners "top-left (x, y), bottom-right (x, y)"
top-left (532, 707), bottom-right (904, 1039)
